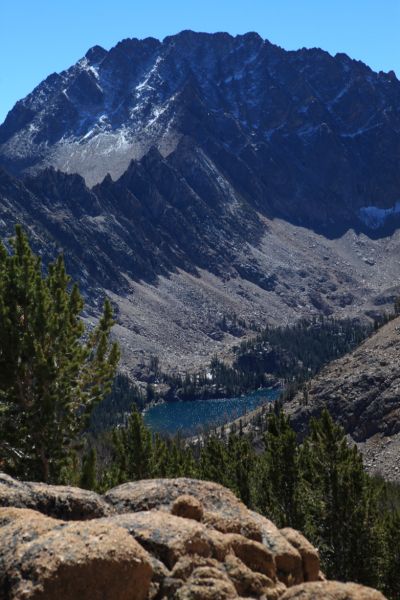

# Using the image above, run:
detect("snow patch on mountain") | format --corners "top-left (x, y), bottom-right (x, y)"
top-left (359, 202), bottom-right (400, 229)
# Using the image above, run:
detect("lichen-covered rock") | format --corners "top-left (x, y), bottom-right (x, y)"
top-left (171, 554), bottom-right (284, 600)
top-left (100, 510), bottom-right (234, 568)
top-left (26, 481), bottom-right (113, 519)
top-left (223, 554), bottom-right (286, 599)
top-left (171, 494), bottom-right (204, 521)
top-left (248, 511), bottom-right (304, 585)
top-left (171, 556), bottom-right (223, 583)
top-left (175, 565), bottom-right (239, 600)
top-left (104, 478), bottom-right (245, 516)
top-left (0, 473), bottom-right (112, 520)
top-left (203, 510), bottom-right (263, 542)
top-left (0, 506), bottom-right (153, 600)
top-left (225, 533), bottom-right (275, 578)
top-left (280, 528), bottom-right (320, 582)
top-left (0, 475), bottom-right (388, 600)
top-left (280, 581), bottom-right (387, 599)
top-left (104, 478), bottom-right (305, 584)
top-left (0, 474), bottom-right (34, 510)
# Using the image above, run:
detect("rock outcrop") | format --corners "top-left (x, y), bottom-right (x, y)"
top-left (0, 472), bottom-right (112, 519)
top-left (280, 581), bottom-right (386, 599)
top-left (0, 507), bottom-right (152, 600)
top-left (0, 474), bottom-right (387, 599)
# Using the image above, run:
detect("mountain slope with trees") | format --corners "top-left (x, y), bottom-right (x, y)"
top-left (285, 314), bottom-right (400, 483)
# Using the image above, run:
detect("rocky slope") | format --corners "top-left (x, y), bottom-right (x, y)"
top-left (3, 160), bottom-right (400, 374)
top-left (286, 316), bottom-right (400, 483)
top-left (2, 32), bottom-right (400, 372)
top-left (0, 474), bottom-right (387, 599)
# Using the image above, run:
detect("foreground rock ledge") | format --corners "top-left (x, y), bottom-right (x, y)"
top-left (0, 474), bottom-right (387, 599)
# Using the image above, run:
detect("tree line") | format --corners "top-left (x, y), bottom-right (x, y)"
top-left (149, 316), bottom-right (371, 405)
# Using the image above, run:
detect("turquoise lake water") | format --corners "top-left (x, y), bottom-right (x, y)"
top-left (143, 388), bottom-right (280, 436)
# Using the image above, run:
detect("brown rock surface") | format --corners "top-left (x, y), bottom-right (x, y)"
top-left (248, 511), bottom-right (304, 585)
top-left (26, 481), bottom-right (113, 519)
top-left (104, 477), bottom-right (248, 516)
top-left (105, 478), bottom-right (305, 583)
top-left (0, 506), bottom-right (152, 600)
top-left (0, 474), bottom-right (34, 510)
top-left (225, 534), bottom-right (275, 578)
top-left (202, 510), bottom-right (262, 541)
top-left (280, 581), bottom-right (387, 599)
top-left (100, 510), bottom-right (232, 568)
top-left (175, 565), bottom-right (238, 600)
top-left (280, 528), bottom-right (320, 582)
top-left (171, 495), bottom-right (204, 521)
top-left (171, 553), bottom-right (284, 599)
top-left (0, 474), bottom-right (388, 599)
top-left (171, 556), bottom-right (223, 582)
top-left (223, 554), bottom-right (286, 599)
top-left (0, 473), bottom-right (112, 520)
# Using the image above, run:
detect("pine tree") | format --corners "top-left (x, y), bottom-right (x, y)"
top-left (394, 296), bottom-right (400, 316)
top-left (199, 435), bottom-right (230, 487)
top-left (165, 437), bottom-right (197, 478)
top-left (382, 509), bottom-right (400, 599)
top-left (0, 226), bottom-right (119, 483)
top-left (80, 447), bottom-right (98, 490)
top-left (299, 410), bottom-right (380, 585)
top-left (111, 408), bottom-right (153, 481)
top-left (150, 433), bottom-right (170, 477)
top-left (227, 434), bottom-right (254, 506)
top-left (254, 411), bottom-right (302, 527)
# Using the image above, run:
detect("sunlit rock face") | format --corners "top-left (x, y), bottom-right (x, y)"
top-left (0, 474), bottom-right (388, 599)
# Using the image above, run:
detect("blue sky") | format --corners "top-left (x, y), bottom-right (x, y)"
top-left (1, 0), bottom-right (399, 123)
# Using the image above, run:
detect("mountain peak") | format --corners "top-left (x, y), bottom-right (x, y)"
top-left (1, 29), bottom-right (400, 218)
top-left (85, 44), bottom-right (108, 65)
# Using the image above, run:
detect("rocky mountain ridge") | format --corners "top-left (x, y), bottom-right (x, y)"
top-left (0, 474), bottom-right (387, 599)
top-left (3, 31), bottom-right (400, 229)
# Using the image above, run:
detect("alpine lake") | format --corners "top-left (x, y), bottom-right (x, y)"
top-left (143, 387), bottom-right (280, 436)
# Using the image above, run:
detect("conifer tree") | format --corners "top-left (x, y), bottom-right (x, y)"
top-left (150, 433), bottom-right (170, 477)
top-left (300, 410), bottom-right (380, 586)
top-left (80, 447), bottom-right (98, 490)
top-left (165, 437), bottom-right (197, 478)
top-left (0, 226), bottom-right (119, 482)
top-left (111, 408), bottom-right (153, 481)
top-left (254, 411), bottom-right (302, 527)
top-left (382, 509), bottom-right (400, 599)
top-left (199, 435), bottom-right (230, 487)
top-left (227, 434), bottom-right (254, 506)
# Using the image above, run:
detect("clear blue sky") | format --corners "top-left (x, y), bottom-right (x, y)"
top-left (1, 0), bottom-right (399, 123)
